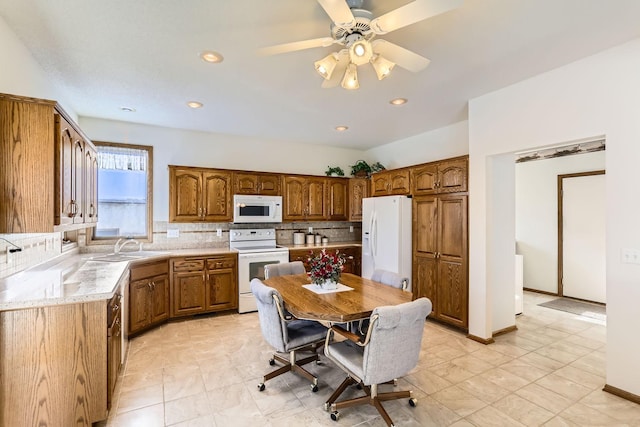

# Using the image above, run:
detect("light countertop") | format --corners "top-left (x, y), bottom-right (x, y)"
top-left (0, 247), bottom-right (235, 311)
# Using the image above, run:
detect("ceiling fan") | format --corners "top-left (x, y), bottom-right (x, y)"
top-left (259, 0), bottom-right (463, 90)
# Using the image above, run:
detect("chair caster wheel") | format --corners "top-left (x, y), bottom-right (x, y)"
top-left (268, 358), bottom-right (275, 366)
top-left (258, 383), bottom-right (265, 392)
top-left (311, 384), bottom-right (319, 392)
top-left (355, 383), bottom-right (362, 390)
top-left (331, 411), bottom-right (340, 421)
top-left (409, 397), bottom-right (417, 407)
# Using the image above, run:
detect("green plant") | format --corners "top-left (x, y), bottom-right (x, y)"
top-left (370, 161), bottom-right (386, 173)
top-left (350, 160), bottom-right (372, 177)
top-left (325, 166), bottom-right (345, 176)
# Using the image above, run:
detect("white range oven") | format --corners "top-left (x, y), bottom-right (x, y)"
top-left (230, 228), bottom-right (289, 313)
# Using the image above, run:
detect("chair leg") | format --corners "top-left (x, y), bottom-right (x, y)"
top-left (326, 380), bottom-right (415, 427)
top-left (259, 349), bottom-right (320, 392)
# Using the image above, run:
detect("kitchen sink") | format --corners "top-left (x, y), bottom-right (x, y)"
top-left (89, 251), bottom-right (164, 262)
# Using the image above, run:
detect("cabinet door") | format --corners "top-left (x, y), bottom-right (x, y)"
top-left (283, 176), bottom-right (306, 220)
top-left (150, 274), bottom-right (170, 324)
top-left (388, 169), bottom-right (410, 195)
top-left (412, 255), bottom-right (438, 306)
top-left (84, 143), bottom-right (99, 223)
top-left (56, 115), bottom-right (75, 226)
top-left (170, 168), bottom-right (202, 221)
top-left (206, 267), bottom-right (237, 311)
top-left (306, 177), bottom-right (327, 220)
top-left (327, 178), bottom-right (348, 221)
top-left (371, 173), bottom-right (390, 197)
top-left (233, 172), bottom-right (259, 194)
top-left (348, 178), bottom-right (369, 221)
top-left (258, 173), bottom-right (281, 195)
top-left (172, 271), bottom-right (206, 316)
top-left (437, 259), bottom-right (467, 328)
top-left (412, 164), bottom-right (439, 196)
top-left (72, 138), bottom-right (85, 224)
top-left (289, 249), bottom-right (311, 270)
top-left (202, 170), bottom-right (232, 221)
top-left (128, 278), bottom-right (151, 334)
top-left (438, 159), bottom-right (468, 194)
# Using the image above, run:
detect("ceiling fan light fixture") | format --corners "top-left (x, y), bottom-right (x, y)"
top-left (370, 54), bottom-right (395, 80)
top-left (349, 40), bottom-right (373, 65)
top-left (314, 52), bottom-right (339, 80)
top-left (341, 63), bottom-right (359, 90)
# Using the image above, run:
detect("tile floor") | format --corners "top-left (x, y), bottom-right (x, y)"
top-left (101, 292), bottom-right (640, 426)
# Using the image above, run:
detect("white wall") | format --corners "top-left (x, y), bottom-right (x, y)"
top-left (469, 38), bottom-right (640, 395)
top-left (0, 16), bottom-right (75, 118)
top-left (79, 117), bottom-right (367, 221)
top-left (516, 151), bottom-right (606, 293)
top-left (365, 120), bottom-right (469, 168)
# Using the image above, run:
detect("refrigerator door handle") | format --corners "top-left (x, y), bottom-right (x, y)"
top-left (372, 211), bottom-right (378, 258)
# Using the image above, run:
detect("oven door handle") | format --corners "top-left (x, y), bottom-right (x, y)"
top-left (238, 252), bottom-right (289, 259)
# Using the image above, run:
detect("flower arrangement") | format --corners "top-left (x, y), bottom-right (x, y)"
top-left (308, 249), bottom-right (345, 286)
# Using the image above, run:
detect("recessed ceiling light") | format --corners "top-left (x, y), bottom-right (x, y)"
top-left (120, 106), bottom-right (136, 112)
top-left (199, 51), bottom-right (224, 63)
top-left (335, 126), bottom-right (349, 132)
top-left (389, 98), bottom-right (408, 106)
top-left (187, 101), bottom-right (203, 109)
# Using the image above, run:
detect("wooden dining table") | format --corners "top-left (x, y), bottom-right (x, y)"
top-left (263, 273), bottom-right (412, 323)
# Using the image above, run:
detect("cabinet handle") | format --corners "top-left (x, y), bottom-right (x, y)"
top-left (147, 282), bottom-right (152, 290)
top-left (151, 281), bottom-right (156, 290)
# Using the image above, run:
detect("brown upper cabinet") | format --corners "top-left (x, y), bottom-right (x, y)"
top-left (348, 178), bottom-right (369, 221)
top-left (0, 93), bottom-right (98, 233)
top-left (412, 157), bottom-right (468, 195)
top-left (282, 175), bottom-right (328, 221)
top-left (327, 177), bottom-right (349, 221)
top-left (233, 171), bottom-right (281, 196)
top-left (169, 166), bottom-right (232, 222)
top-left (371, 168), bottom-right (411, 197)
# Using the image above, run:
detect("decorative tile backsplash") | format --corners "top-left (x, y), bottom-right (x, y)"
top-left (1, 221), bottom-right (362, 278)
top-left (0, 233), bottom-right (63, 279)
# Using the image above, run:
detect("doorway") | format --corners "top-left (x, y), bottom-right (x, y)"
top-left (558, 170), bottom-right (606, 303)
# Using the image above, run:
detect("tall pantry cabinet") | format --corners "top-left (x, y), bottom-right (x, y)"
top-left (411, 156), bottom-right (469, 330)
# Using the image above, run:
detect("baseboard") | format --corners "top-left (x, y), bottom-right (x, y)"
top-left (492, 325), bottom-right (518, 337)
top-left (466, 334), bottom-right (495, 345)
top-left (523, 287), bottom-right (558, 296)
top-left (603, 384), bottom-right (640, 405)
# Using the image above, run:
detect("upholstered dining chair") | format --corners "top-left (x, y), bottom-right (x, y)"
top-left (250, 278), bottom-right (327, 392)
top-left (370, 269), bottom-right (408, 291)
top-left (323, 297), bottom-right (432, 426)
top-left (353, 269), bottom-right (410, 336)
top-left (264, 260), bottom-right (306, 279)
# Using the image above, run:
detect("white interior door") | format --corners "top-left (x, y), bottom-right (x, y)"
top-left (561, 173), bottom-right (606, 303)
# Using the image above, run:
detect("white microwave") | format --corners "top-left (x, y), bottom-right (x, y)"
top-left (233, 195), bottom-right (283, 223)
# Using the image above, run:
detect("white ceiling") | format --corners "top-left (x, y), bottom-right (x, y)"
top-left (1, 0), bottom-right (640, 150)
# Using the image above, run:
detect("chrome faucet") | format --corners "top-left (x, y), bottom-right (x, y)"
top-left (114, 238), bottom-right (142, 254)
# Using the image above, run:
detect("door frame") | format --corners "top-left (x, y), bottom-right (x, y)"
top-left (557, 169), bottom-right (605, 297)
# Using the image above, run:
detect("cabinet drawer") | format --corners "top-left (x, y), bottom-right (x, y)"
top-left (130, 260), bottom-right (168, 281)
top-left (172, 258), bottom-right (205, 272)
top-left (207, 257), bottom-right (235, 270)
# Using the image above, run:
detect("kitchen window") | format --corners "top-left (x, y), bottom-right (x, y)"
top-left (88, 142), bottom-right (153, 243)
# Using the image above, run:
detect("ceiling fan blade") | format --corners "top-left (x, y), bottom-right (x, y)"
top-left (258, 37), bottom-right (336, 56)
top-left (370, 0), bottom-right (463, 35)
top-left (372, 39), bottom-right (430, 72)
top-left (321, 50), bottom-right (349, 88)
top-left (317, 0), bottom-right (356, 27)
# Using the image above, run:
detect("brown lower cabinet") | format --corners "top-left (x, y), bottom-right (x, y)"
top-left (170, 254), bottom-right (238, 317)
top-left (128, 260), bottom-right (170, 335)
top-left (289, 245), bottom-right (361, 276)
top-left (412, 194), bottom-right (468, 329)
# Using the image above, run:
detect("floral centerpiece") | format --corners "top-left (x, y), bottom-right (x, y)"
top-left (308, 249), bottom-right (345, 289)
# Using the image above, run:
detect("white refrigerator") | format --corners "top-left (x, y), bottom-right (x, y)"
top-left (361, 195), bottom-right (412, 291)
